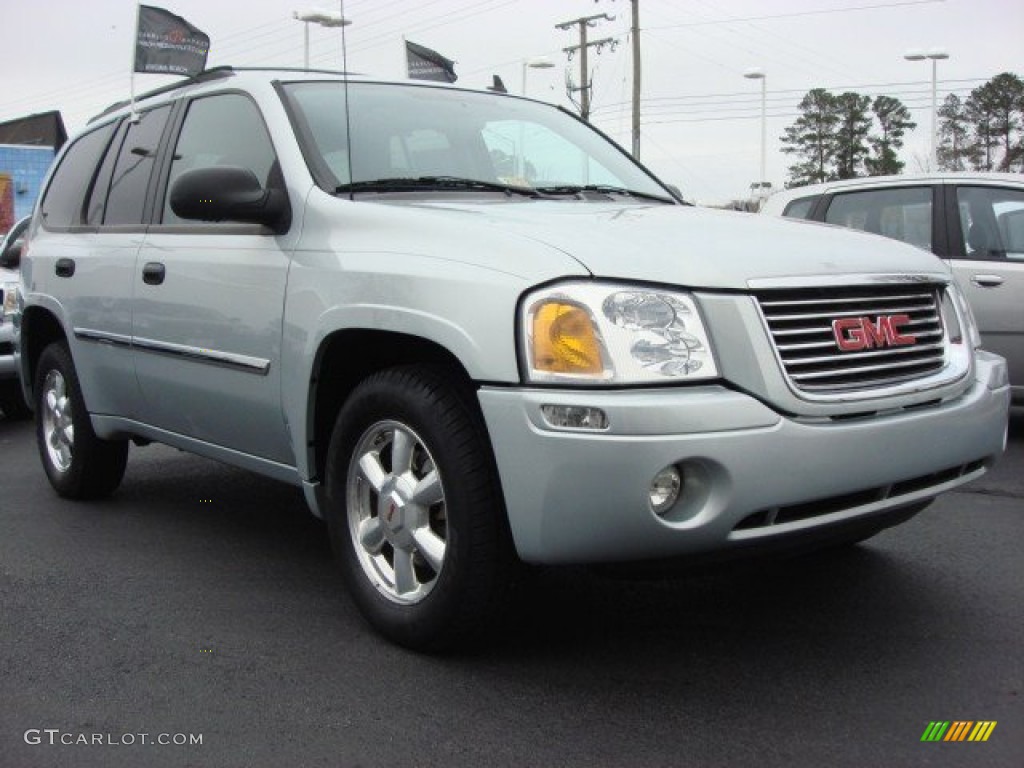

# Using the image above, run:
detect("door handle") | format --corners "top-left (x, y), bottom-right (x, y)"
top-left (142, 262), bottom-right (166, 285)
top-left (55, 258), bottom-right (75, 278)
top-left (970, 273), bottom-right (1004, 288)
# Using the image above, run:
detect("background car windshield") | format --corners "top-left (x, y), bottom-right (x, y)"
top-left (283, 81), bottom-right (667, 197)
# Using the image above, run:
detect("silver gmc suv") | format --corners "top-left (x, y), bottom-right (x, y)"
top-left (16, 68), bottom-right (1010, 650)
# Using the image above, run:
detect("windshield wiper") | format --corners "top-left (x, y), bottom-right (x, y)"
top-left (336, 176), bottom-right (540, 197)
top-left (534, 184), bottom-right (674, 203)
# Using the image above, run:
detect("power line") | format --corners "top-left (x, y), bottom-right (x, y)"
top-left (644, 0), bottom-right (946, 30)
top-left (590, 78), bottom-right (991, 114)
top-left (644, 0), bottom-right (848, 82)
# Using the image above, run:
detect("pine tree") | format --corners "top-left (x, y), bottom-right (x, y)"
top-left (781, 89), bottom-right (839, 187)
top-left (832, 92), bottom-right (873, 179)
top-left (866, 96), bottom-right (915, 176)
top-left (966, 95), bottom-right (1000, 171)
top-left (937, 94), bottom-right (976, 171)
top-left (964, 73), bottom-right (1024, 171)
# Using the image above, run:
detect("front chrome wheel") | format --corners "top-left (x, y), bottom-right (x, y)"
top-left (346, 420), bottom-right (448, 605)
top-left (41, 369), bottom-right (74, 473)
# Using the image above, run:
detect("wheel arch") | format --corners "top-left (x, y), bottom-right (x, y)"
top-left (19, 305), bottom-right (69, 406)
top-left (306, 329), bottom-right (486, 490)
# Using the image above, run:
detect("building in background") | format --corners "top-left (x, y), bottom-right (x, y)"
top-left (0, 111), bottom-right (66, 233)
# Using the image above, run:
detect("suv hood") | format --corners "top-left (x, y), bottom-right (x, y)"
top-left (400, 199), bottom-right (951, 289)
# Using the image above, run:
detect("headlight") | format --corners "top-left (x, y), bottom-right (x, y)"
top-left (521, 282), bottom-right (719, 385)
top-left (942, 282), bottom-right (982, 349)
top-left (1, 282), bottom-right (18, 319)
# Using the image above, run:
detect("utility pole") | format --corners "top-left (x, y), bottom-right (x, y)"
top-left (599, 0), bottom-right (641, 158)
top-left (555, 13), bottom-right (615, 121)
top-left (630, 0), bottom-right (640, 158)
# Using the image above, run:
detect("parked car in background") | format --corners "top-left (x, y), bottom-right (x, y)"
top-left (762, 173), bottom-right (1024, 403)
top-left (0, 216), bottom-right (30, 420)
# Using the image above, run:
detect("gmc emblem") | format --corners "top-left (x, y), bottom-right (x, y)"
top-left (832, 314), bottom-right (916, 352)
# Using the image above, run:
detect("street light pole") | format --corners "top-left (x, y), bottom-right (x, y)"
top-left (744, 68), bottom-right (767, 208)
top-left (519, 58), bottom-right (554, 180)
top-left (294, 8), bottom-right (351, 69)
top-left (521, 57), bottom-right (555, 96)
top-left (904, 48), bottom-right (949, 169)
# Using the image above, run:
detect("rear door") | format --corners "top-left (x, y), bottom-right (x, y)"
top-left (32, 109), bottom-right (173, 419)
top-left (946, 183), bottom-right (1024, 397)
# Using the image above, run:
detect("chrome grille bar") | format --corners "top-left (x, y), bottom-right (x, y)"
top-left (765, 302), bottom-right (936, 322)
top-left (757, 292), bottom-right (941, 308)
top-left (783, 340), bottom-right (945, 367)
top-left (756, 285), bottom-right (948, 394)
top-left (777, 328), bottom-right (943, 352)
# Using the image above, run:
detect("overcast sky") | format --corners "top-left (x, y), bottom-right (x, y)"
top-left (1, 0), bottom-right (1021, 203)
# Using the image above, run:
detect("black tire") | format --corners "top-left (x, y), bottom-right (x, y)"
top-left (0, 379), bottom-right (32, 420)
top-left (324, 365), bottom-right (516, 652)
top-left (34, 342), bottom-right (128, 499)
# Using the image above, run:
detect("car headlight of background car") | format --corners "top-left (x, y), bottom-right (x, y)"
top-left (2, 282), bottom-right (19, 320)
top-left (520, 281), bottom-right (719, 385)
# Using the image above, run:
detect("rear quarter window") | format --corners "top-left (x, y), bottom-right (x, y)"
top-left (781, 195), bottom-right (819, 220)
top-left (39, 121), bottom-right (118, 230)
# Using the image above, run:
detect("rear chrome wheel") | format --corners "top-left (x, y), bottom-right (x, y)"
top-left (41, 369), bottom-right (74, 472)
top-left (34, 343), bottom-right (128, 499)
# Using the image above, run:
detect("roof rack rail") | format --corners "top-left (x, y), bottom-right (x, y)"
top-left (89, 67), bottom-right (237, 123)
top-left (218, 65), bottom-right (358, 77)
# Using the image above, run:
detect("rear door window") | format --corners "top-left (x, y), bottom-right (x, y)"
top-left (824, 186), bottom-right (933, 251)
top-left (102, 106), bottom-right (173, 226)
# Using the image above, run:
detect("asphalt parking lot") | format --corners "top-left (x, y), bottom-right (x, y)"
top-left (1, 408), bottom-right (1021, 768)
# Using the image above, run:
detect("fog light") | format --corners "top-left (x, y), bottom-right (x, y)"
top-left (540, 404), bottom-right (609, 431)
top-left (649, 466), bottom-right (681, 514)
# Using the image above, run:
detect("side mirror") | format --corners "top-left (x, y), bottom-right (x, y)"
top-left (0, 239), bottom-right (22, 269)
top-left (169, 166), bottom-right (290, 233)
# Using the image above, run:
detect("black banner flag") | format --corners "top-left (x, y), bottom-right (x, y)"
top-left (405, 40), bottom-right (457, 83)
top-left (135, 5), bottom-right (210, 76)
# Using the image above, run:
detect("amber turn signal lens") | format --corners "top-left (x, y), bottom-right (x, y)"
top-left (532, 302), bottom-right (604, 375)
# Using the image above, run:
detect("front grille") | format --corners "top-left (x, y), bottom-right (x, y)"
top-left (756, 284), bottom-right (947, 393)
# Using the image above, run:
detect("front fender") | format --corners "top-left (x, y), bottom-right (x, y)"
top-left (280, 253), bottom-right (535, 481)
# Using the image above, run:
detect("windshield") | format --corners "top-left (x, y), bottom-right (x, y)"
top-left (281, 81), bottom-right (672, 201)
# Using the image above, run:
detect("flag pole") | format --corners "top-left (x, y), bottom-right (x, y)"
top-left (129, 2), bottom-right (140, 122)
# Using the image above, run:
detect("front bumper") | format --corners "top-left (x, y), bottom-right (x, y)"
top-left (478, 352), bottom-right (1010, 564)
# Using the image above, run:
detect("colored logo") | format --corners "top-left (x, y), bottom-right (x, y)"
top-left (832, 314), bottom-right (916, 352)
top-left (921, 721), bottom-right (997, 742)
